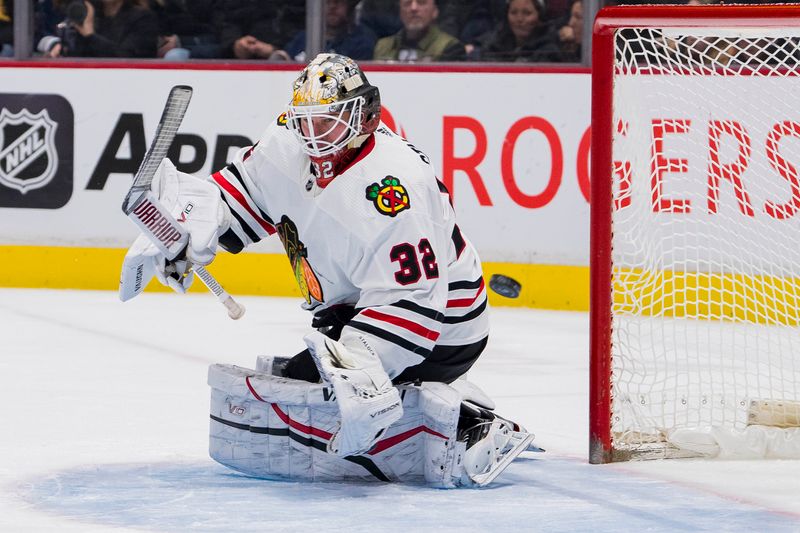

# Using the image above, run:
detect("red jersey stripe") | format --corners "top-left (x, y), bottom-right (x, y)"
top-left (447, 277), bottom-right (486, 308)
top-left (212, 171), bottom-right (276, 235)
top-left (361, 308), bottom-right (441, 341)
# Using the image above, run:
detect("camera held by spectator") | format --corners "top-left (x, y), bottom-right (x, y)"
top-left (39, 0), bottom-right (96, 57)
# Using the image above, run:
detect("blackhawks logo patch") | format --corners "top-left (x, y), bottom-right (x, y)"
top-left (366, 176), bottom-right (410, 217)
top-left (276, 215), bottom-right (323, 305)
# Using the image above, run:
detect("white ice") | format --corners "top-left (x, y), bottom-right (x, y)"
top-left (1, 288), bottom-right (799, 532)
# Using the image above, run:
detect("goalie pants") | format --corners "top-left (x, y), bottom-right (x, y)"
top-left (285, 334), bottom-right (488, 385)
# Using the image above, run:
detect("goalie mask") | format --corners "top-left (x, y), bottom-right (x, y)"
top-left (286, 53), bottom-right (381, 186)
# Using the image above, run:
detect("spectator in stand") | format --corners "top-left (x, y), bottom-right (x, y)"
top-left (555, 0), bottom-right (582, 62)
top-left (38, 0), bottom-right (158, 58)
top-left (480, 0), bottom-right (560, 62)
top-left (36, 0), bottom-right (63, 44)
top-left (373, 0), bottom-right (465, 62)
top-left (1, 0), bottom-right (12, 57)
top-left (543, 0), bottom-right (572, 24)
top-left (274, 0), bottom-right (376, 62)
top-left (217, 1), bottom-right (304, 60)
top-left (357, 0), bottom-right (402, 39)
top-left (438, 0), bottom-right (504, 57)
top-left (150, 0), bottom-right (222, 59)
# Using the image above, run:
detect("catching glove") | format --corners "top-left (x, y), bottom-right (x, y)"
top-left (119, 159), bottom-right (230, 300)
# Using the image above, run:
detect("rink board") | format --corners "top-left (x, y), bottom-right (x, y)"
top-left (0, 63), bottom-right (591, 310)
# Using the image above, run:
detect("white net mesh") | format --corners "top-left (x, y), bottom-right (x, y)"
top-left (611, 25), bottom-right (800, 458)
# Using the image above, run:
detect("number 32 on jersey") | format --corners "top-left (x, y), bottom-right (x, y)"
top-left (390, 238), bottom-right (439, 285)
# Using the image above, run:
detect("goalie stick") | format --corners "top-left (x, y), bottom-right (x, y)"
top-left (122, 85), bottom-right (245, 320)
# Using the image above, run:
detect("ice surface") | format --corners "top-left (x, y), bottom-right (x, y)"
top-left (1, 289), bottom-right (799, 531)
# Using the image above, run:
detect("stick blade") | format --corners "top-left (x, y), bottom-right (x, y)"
top-left (121, 85), bottom-right (193, 214)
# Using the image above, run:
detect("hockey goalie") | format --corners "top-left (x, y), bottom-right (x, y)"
top-left (120, 53), bottom-right (539, 487)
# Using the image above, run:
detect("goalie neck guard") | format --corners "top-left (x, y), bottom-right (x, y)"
top-left (285, 53), bottom-right (381, 187)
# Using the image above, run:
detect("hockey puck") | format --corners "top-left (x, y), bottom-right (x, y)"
top-left (488, 274), bottom-right (521, 298)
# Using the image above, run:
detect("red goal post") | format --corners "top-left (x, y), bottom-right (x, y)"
top-left (590, 5), bottom-right (800, 464)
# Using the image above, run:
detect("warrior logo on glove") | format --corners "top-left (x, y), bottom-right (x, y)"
top-left (366, 176), bottom-right (410, 217)
top-left (277, 215), bottom-right (324, 304)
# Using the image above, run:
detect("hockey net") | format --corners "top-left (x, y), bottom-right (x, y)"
top-left (590, 5), bottom-right (800, 463)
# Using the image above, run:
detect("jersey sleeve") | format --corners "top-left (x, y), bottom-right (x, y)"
top-left (338, 206), bottom-right (452, 379)
top-left (209, 117), bottom-right (308, 253)
top-left (209, 146), bottom-right (277, 254)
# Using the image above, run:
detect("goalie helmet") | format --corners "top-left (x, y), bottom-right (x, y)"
top-left (286, 53), bottom-right (381, 186)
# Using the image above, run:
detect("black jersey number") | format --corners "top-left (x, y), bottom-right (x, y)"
top-left (390, 239), bottom-right (439, 285)
top-left (405, 142), bottom-right (430, 165)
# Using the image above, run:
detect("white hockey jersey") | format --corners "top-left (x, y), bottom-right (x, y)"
top-left (209, 117), bottom-right (488, 378)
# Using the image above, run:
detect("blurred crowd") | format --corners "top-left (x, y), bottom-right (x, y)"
top-left (0, 0), bottom-right (585, 62)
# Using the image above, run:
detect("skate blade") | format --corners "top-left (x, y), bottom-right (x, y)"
top-left (526, 442), bottom-right (545, 453)
top-left (469, 432), bottom-right (536, 487)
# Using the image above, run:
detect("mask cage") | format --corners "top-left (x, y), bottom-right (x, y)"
top-left (286, 97), bottom-right (364, 158)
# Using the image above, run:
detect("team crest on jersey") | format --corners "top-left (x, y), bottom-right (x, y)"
top-left (365, 176), bottom-right (410, 217)
top-left (276, 112), bottom-right (288, 129)
top-left (276, 215), bottom-right (324, 304)
top-left (0, 108), bottom-right (58, 193)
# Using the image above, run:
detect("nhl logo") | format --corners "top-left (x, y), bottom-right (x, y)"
top-left (0, 108), bottom-right (59, 194)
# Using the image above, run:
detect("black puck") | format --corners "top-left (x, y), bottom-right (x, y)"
top-left (488, 274), bottom-right (521, 298)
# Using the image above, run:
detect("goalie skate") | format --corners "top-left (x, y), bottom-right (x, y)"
top-left (459, 404), bottom-right (537, 487)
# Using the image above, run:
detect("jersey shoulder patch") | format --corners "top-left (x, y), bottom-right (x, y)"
top-left (365, 175), bottom-right (411, 217)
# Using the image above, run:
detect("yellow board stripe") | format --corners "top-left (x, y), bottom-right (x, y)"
top-left (0, 245), bottom-right (591, 310)
top-left (7, 244), bottom-right (799, 321)
top-left (614, 268), bottom-right (800, 326)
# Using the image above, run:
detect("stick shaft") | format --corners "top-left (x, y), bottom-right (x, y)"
top-left (195, 266), bottom-right (246, 319)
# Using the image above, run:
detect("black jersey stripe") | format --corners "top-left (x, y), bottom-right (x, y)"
top-left (218, 227), bottom-right (245, 254)
top-left (349, 320), bottom-right (432, 357)
top-left (448, 276), bottom-right (483, 291)
top-left (225, 164), bottom-right (275, 225)
top-left (389, 300), bottom-right (444, 322)
top-left (443, 299), bottom-right (487, 324)
top-left (215, 187), bottom-right (247, 253)
top-left (451, 224), bottom-right (466, 259)
top-left (436, 178), bottom-right (453, 207)
top-left (223, 199), bottom-right (262, 243)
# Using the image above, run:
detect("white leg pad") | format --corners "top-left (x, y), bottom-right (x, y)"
top-left (207, 363), bottom-right (532, 487)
